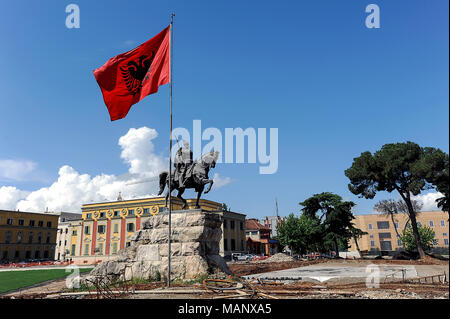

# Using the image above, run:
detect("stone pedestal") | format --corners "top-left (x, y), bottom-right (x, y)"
top-left (88, 210), bottom-right (232, 282)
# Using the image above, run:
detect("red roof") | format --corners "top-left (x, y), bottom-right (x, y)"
top-left (246, 219), bottom-right (271, 231)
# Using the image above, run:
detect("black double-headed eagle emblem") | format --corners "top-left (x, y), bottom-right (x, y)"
top-left (120, 52), bottom-right (154, 96)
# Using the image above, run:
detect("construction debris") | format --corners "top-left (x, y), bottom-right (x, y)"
top-left (257, 253), bottom-right (296, 263)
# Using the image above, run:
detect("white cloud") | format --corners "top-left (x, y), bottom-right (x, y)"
top-left (0, 159), bottom-right (37, 181)
top-left (412, 192), bottom-right (443, 212)
top-left (1, 127), bottom-right (231, 213)
top-left (0, 186), bottom-right (29, 210)
top-left (213, 173), bottom-right (232, 189)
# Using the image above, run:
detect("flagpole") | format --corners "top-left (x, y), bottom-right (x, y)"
top-left (167, 12), bottom-right (175, 287)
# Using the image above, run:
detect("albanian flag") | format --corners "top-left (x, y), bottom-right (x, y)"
top-left (94, 26), bottom-right (170, 121)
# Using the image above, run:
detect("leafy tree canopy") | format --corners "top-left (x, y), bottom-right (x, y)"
top-left (400, 225), bottom-right (435, 253)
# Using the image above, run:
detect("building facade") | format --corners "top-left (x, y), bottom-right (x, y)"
top-left (349, 211), bottom-right (449, 255)
top-left (245, 218), bottom-right (280, 255)
top-left (0, 210), bottom-right (59, 262)
top-left (55, 212), bottom-right (82, 261)
top-left (67, 197), bottom-right (246, 264)
top-left (261, 216), bottom-right (285, 238)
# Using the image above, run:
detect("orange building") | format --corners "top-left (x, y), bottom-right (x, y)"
top-left (245, 218), bottom-right (279, 255)
top-left (349, 211), bottom-right (449, 255)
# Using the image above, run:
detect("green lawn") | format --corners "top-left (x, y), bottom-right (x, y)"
top-left (0, 268), bottom-right (92, 294)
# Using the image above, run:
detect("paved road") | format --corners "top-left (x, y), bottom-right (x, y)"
top-left (244, 263), bottom-right (448, 283)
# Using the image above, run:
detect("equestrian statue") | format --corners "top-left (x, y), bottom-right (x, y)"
top-left (158, 140), bottom-right (219, 210)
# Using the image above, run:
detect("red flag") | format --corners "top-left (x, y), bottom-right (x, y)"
top-left (94, 26), bottom-right (170, 121)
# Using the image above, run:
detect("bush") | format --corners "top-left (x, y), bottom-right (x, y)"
top-left (400, 225), bottom-right (435, 253)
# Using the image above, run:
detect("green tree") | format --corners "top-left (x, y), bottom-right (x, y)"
top-left (400, 225), bottom-right (435, 253)
top-left (276, 213), bottom-right (321, 254)
top-left (300, 192), bottom-right (358, 256)
top-left (345, 142), bottom-right (448, 258)
top-left (276, 213), bottom-right (302, 254)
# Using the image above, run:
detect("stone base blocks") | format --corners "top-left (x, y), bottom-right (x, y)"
top-left (89, 210), bottom-right (232, 282)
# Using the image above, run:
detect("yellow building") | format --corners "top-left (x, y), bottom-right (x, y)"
top-left (67, 196), bottom-right (246, 264)
top-left (349, 211), bottom-right (449, 255)
top-left (0, 210), bottom-right (59, 262)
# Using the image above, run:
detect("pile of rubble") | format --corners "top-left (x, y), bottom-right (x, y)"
top-left (257, 253), bottom-right (296, 263)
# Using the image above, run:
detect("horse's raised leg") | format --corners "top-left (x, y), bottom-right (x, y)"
top-left (204, 179), bottom-right (214, 194)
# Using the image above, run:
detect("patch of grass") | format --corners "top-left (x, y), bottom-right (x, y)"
top-left (0, 268), bottom-right (92, 294)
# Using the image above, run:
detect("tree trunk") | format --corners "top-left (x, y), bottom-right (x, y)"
top-left (403, 193), bottom-right (426, 259)
top-left (334, 238), bottom-right (339, 258)
top-left (353, 236), bottom-right (361, 256)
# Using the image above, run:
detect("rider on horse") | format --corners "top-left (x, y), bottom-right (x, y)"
top-left (174, 140), bottom-right (193, 188)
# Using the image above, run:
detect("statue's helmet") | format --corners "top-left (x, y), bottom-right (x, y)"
top-left (182, 139), bottom-right (190, 148)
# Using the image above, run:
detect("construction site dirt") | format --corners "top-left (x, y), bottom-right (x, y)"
top-left (1, 258), bottom-right (448, 299)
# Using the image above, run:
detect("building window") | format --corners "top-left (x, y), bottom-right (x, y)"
top-left (397, 240), bottom-right (402, 246)
top-left (37, 232), bottom-right (42, 244)
top-left (394, 222), bottom-right (399, 229)
top-left (65, 228), bottom-right (68, 234)
top-left (369, 235), bottom-right (374, 238)
top-left (98, 225), bottom-right (106, 234)
top-left (5, 231), bottom-right (12, 244)
top-left (97, 244), bottom-right (104, 255)
top-left (29, 220), bottom-right (35, 227)
top-left (128, 209), bottom-right (135, 216)
top-left (7, 218), bottom-right (13, 225)
top-left (417, 222), bottom-right (421, 227)
top-left (444, 239), bottom-right (449, 245)
top-left (377, 221), bottom-right (390, 229)
top-left (240, 222), bottom-right (244, 230)
top-left (18, 219), bottom-right (24, 226)
top-left (441, 220), bottom-right (445, 227)
top-left (64, 240), bottom-right (67, 246)
top-left (38, 221), bottom-right (44, 227)
top-left (379, 232), bottom-right (391, 239)
top-left (429, 221), bottom-right (434, 227)
top-left (47, 221), bottom-right (52, 228)
top-left (113, 242), bottom-right (118, 254)
top-left (84, 244), bottom-right (89, 255)
top-left (84, 226), bottom-right (90, 235)
top-left (230, 221), bottom-right (235, 229)
top-left (46, 233), bottom-right (50, 244)
top-left (114, 211), bottom-right (120, 217)
top-left (86, 213), bottom-right (92, 219)
top-left (71, 244), bottom-right (76, 255)
top-left (100, 212), bottom-right (105, 218)
top-left (368, 224), bottom-right (373, 230)
top-left (72, 230), bottom-right (77, 236)
top-left (370, 241), bottom-right (375, 247)
top-left (114, 224), bottom-right (119, 233)
top-left (144, 208), bottom-right (149, 214)
top-left (443, 233), bottom-right (448, 237)
top-left (59, 241), bottom-right (62, 246)
top-left (127, 223), bottom-right (135, 232)
top-left (28, 232), bottom-right (34, 244)
top-left (251, 231), bottom-right (258, 236)
top-left (433, 239), bottom-right (438, 245)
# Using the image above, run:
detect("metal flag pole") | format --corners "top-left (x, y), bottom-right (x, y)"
top-left (167, 12), bottom-right (175, 287)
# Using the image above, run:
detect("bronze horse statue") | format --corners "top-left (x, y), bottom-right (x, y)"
top-left (158, 151), bottom-right (219, 209)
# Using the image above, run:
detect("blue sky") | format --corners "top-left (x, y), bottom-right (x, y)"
top-left (0, 0), bottom-right (448, 217)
